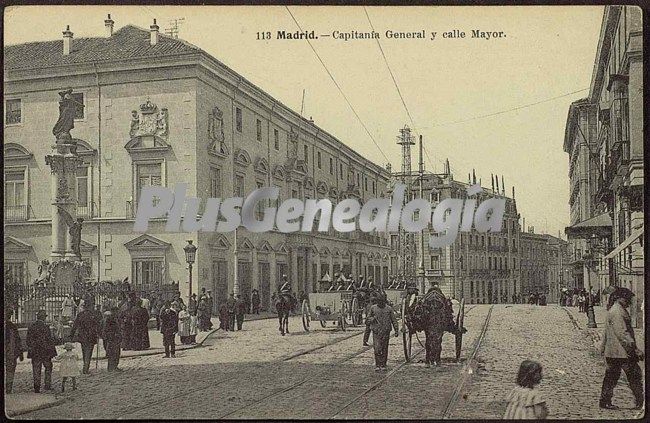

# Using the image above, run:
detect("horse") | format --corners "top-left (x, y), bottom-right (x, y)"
top-left (272, 291), bottom-right (295, 336)
top-left (405, 289), bottom-right (462, 366)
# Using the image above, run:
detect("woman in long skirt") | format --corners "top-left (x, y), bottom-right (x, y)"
top-left (178, 305), bottom-right (191, 344)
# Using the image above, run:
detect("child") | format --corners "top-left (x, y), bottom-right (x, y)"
top-left (503, 360), bottom-right (548, 419)
top-left (56, 342), bottom-right (80, 392)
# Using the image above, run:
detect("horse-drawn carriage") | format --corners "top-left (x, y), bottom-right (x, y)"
top-left (301, 290), bottom-right (352, 331)
top-left (400, 287), bottom-right (466, 364)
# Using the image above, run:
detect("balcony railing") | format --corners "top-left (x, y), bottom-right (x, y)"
top-left (76, 202), bottom-right (97, 219)
top-left (5, 205), bottom-right (29, 222)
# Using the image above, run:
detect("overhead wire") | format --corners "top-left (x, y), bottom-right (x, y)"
top-left (285, 6), bottom-right (390, 164)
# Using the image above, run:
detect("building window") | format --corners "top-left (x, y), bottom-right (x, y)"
top-left (372, 181), bottom-right (376, 194)
top-left (132, 258), bottom-right (164, 291)
top-left (329, 157), bottom-right (333, 175)
top-left (236, 107), bottom-right (242, 132)
top-left (391, 234), bottom-right (398, 248)
top-left (234, 174), bottom-right (245, 197)
top-left (304, 145), bottom-right (309, 163)
top-left (364, 177), bottom-right (368, 191)
top-left (76, 165), bottom-right (89, 207)
top-left (339, 163), bottom-right (343, 179)
top-left (4, 169), bottom-right (26, 208)
top-left (274, 129), bottom-right (279, 150)
top-left (430, 255), bottom-right (440, 270)
top-left (317, 151), bottom-right (321, 169)
top-left (5, 99), bottom-right (21, 125)
top-left (210, 167), bottom-right (222, 198)
top-left (71, 93), bottom-right (84, 119)
top-left (256, 119), bottom-right (262, 141)
top-left (136, 163), bottom-right (162, 204)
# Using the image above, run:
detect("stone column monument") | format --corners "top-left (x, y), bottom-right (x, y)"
top-left (44, 89), bottom-right (89, 289)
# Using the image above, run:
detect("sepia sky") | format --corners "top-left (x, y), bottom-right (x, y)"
top-left (4, 6), bottom-right (604, 237)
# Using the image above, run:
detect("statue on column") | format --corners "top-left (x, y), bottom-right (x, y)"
top-left (52, 89), bottom-right (83, 142)
top-left (57, 205), bottom-right (84, 260)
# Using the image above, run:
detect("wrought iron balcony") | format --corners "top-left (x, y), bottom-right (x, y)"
top-left (76, 202), bottom-right (97, 219)
top-left (5, 205), bottom-right (29, 222)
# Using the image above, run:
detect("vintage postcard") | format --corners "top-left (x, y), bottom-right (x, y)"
top-left (3, 4), bottom-right (645, 420)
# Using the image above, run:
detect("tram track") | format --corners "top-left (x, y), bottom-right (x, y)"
top-left (441, 304), bottom-right (494, 419)
top-left (329, 303), bottom-right (480, 419)
top-left (118, 305), bottom-right (484, 419)
top-left (116, 325), bottom-right (366, 418)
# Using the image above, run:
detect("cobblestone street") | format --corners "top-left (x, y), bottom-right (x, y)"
top-left (8, 304), bottom-right (645, 419)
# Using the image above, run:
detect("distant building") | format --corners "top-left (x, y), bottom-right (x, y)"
top-left (393, 160), bottom-right (522, 305)
top-left (563, 6), bottom-right (643, 326)
top-left (4, 18), bottom-right (390, 314)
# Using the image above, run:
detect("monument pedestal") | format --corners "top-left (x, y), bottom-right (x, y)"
top-left (45, 140), bottom-right (83, 287)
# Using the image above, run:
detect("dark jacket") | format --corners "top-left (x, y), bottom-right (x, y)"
top-left (159, 308), bottom-right (179, 335)
top-left (26, 319), bottom-right (57, 360)
top-left (71, 309), bottom-right (100, 344)
top-left (235, 299), bottom-right (246, 316)
top-left (5, 320), bottom-right (23, 365)
top-left (366, 304), bottom-right (399, 337)
top-left (102, 313), bottom-right (122, 343)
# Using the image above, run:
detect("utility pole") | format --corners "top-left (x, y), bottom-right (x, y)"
top-left (164, 18), bottom-right (185, 38)
top-left (397, 126), bottom-right (415, 282)
top-left (418, 135), bottom-right (426, 294)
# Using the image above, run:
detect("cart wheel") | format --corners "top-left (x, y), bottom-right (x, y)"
top-left (339, 301), bottom-right (348, 331)
top-left (351, 297), bottom-right (360, 326)
top-left (301, 299), bottom-right (311, 332)
top-left (320, 320), bottom-right (327, 328)
top-left (401, 297), bottom-right (413, 362)
top-left (455, 298), bottom-right (465, 361)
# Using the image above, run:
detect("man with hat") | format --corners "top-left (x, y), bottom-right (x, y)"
top-left (71, 303), bottom-right (100, 374)
top-left (26, 310), bottom-right (57, 393)
top-left (599, 287), bottom-right (644, 410)
top-left (5, 307), bottom-right (24, 394)
top-left (251, 289), bottom-right (261, 315)
top-left (226, 293), bottom-right (237, 331)
top-left (102, 307), bottom-right (122, 372)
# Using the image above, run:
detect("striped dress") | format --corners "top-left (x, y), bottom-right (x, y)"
top-left (503, 386), bottom-right (546, 419)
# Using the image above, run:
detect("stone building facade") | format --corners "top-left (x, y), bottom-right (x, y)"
top-left (4, 20), bottom-right (390, 313)
top-left (563, 6), bottom-right (643, 326)
top-left (394, 166), bottom-right (522, 305)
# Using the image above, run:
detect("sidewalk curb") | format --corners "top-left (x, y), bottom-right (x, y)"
top-left (5, 396), bottom-right (67, 418)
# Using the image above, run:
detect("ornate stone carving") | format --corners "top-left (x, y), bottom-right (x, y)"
top-left (208, 106), bottom-right (229, 156)
top-left (288, 127), bottom-right (298, 158)
top-left (129, 99), bottom-right (168, 139)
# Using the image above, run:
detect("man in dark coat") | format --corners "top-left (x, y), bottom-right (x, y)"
top-left (118, 297), bottom-right (133, 351)
top-left (206, 291), bottom-right (214, 322)
top-left (219, 302), bottom-right (230, 331)
top-left (188, 293), bottom-right (198, 316)
top-left (235, 295), bottom-right (246, 331)
top-left (131, 300), bottom-right (151, 351)
top-left (366, 295), bottom-right (399, 370)
top-left (251, 289), bottom-right (261, 314)
top-left (5, 308), bottom-right (24, 394)
top-left (26, 310), bottom-right (57, 392)
top-left (71, 304), bottom-right (100, 374)
top-left (226, 293), bottom-right (237, 331)
top-left (159, 301), bottom-right (178, 358)
top-left (102, 308), bottom-right (122, 372)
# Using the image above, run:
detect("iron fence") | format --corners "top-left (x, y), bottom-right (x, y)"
top-left (5, 282), bottom-right (180, 326)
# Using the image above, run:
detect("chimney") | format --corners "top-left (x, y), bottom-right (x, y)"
top-left (63, 25), bottom-right (73, 55)
top-left (512, 186), bottom-right (516, 199)
top-left (150, 19), bottom-right (159, 45)
top-left (495, 174), bottom-right (500, 194)
top-left (491, 174), bottom-right (495, 192)
top-left (501, 175), bottom-right (505, 195)
top-left (472, 169), bottom-right (476, 185)
top-left (104, 14), bottom-right (114, 37)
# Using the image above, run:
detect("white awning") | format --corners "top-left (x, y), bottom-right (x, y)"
top-left (603, 227), bottom-right (644, 260)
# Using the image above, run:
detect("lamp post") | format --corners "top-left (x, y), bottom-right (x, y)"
top-left (184, 240), bottom-right (197, 304)
top-left (584, 234), bottom-right (597, 328)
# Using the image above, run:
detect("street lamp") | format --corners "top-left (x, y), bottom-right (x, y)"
top-left (584, 234), bottom-right (597, 328)
top-left (183, 240), bottom-right (197, 303)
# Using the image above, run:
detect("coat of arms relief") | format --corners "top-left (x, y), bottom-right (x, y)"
top-left (129, 99), bottom-right (169, 140)
top-left (208, 106), bottom-right (229, 156)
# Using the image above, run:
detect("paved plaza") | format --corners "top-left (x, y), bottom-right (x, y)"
top-left (6, 304), bottom-right (644, 419)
